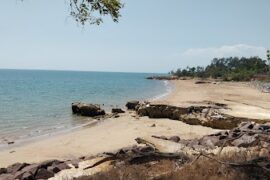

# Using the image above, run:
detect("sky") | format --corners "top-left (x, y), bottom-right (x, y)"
top-left (0, 0), bottom-right (269, 73)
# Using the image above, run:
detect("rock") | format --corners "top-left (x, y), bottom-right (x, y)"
top-left (112, 108), bottom-right (125, 114)
top-left (199, 136), bottom-right (219, 148)
top-left (47, 166), bottom-right (61, 174)
top-left (0, 174), bottom-right (14, 180)
top-left (126, 101), bottom-right (140, 110)
top-left (195, 81), bottom-right (211, 84)
top-left (6, 163), bottom-right (29, 174)
top-left (20, 164), bottom-right (40, 176)
top-left (72, 103), bottom-right (105, 117)
top-left (150, 124), bottom-right (156, 127)
top-left (0, 168), bottom-right (7, 175)
top-left (7, 141), bottom-right (14, 145)
top-left (35, 168), bottom-right (54, 179)
top-left (54, 163), bottom-right (71, 171)
top-left (137, 104), bottom-right (189, 119)
top-left (114, 114), bottom-right (120, 118)
top-left (39, 159), bottom-right (63, 169)
top-left (21, 172), bottom-right (35, 180)
top-left (231, 134), bottom-right (258, 147)
top-left (169, 136), bottom-right (180, 143)
top-left (72, 102), bottom-right (81, 114)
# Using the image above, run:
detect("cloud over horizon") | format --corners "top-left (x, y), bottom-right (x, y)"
top-left (170, 44), bottom-right (267, 70)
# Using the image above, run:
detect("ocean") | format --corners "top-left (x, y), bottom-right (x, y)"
top-left (0, 69), bottom-right (171, 146)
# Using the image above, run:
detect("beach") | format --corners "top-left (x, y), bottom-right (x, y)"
top-left (0, 79), bottom-right (270, 167)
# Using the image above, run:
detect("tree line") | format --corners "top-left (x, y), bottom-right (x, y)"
top-left (170, 56), bottom-right (270, 81)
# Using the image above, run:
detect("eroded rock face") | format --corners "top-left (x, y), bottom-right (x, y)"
top-left (137, 104), bottom-right (190, 119)
top-left (72, 102), bottom-right (106, 117)
top-left (126, 101), bottom-right (140, 110)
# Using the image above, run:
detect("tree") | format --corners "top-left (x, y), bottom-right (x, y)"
top-left (69, 0), bottom-right (123, 25)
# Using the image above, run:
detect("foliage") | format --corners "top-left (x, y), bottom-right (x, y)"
top-left (171, 56), bottom-right (269, 81)
top-left (69, 0), bottom-right (123, 25)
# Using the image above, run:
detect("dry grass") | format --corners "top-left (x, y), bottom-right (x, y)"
top-left (76, 151), bottom-right (270, 180)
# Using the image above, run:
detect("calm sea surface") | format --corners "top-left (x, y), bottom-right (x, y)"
top-left (0, 69), bottom-right (170, 144)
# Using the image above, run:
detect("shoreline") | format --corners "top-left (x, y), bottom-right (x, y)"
top-left (0, 80), bottom-right (172, 151)
top-left (1, 79), bottom-right (270, 167)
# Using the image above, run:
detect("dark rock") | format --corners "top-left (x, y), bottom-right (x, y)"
top-left (47, 166), bottom-right (61, 174)
top-left (169, 136), bottom-right (180, 143)
top-left (195, 81), bottom-right (211, 84)
top-left (0, 168), bottom-right (7, 175)
top-left (6, 163), bottom-right (29, 174)
top-left (72, 103), bottom-right (105, 117)
top-left (113, 114), bottom-right (120, 118)
top-left (54, 163), bottom-right (71, 171)
top-left (72, 102), bottom-right (81, 114)
top-left (35, 168), bottom-right (54, 179)
top-left (150, 124), bottom-right (156, 127)
top-left (7, 141), bottom-right (14, 145)
top-left (112, 108), bottom-right (125, 114)
top-left (40, 159), bottom-right (63, 169)
top-left (21, 172), bottom-right (35, 180)
top-left (126, 101), bottom-right (140, 110)
top-left (20, 164), bottom-right (40, 176)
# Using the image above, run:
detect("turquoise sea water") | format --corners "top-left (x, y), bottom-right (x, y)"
top-left (0, 69), bottom-right (170, 144)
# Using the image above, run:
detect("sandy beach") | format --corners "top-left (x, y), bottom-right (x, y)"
top-left (0, 79), bottom-right (270, 167)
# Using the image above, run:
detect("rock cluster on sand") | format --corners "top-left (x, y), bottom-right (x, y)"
top-left (0, 160), bottom-right (73, 180)
top-left (156, 122), bottom-right (270, 152)
top-left (133, 102), bottom-right (269, 129)
top-left (72, 102), bottom-right (105, 117)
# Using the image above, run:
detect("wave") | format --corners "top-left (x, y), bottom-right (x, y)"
top-left (149, 80), bottom-right (174, 101)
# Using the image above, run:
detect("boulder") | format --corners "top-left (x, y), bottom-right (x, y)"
top-left (72, 103), bottom-right (105, 117)
top-left (35, 168), bottom-right (54, 179)
top-left (126, 101), bottom-right (140, 110)
top-left (6, 163), bottom-right (29, 174)
top-left (112, 108), bottom-right (125, 114)
top-left (72, 102), bottom-right (81, 114)
top-left (169, 136), bottom-right (181, 143)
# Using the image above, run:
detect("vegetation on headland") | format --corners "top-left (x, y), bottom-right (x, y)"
top-left (170, 56), bottom-right (270, 81)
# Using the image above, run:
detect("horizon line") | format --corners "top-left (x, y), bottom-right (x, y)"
top-left (0, 68), bottom-right (167, 74)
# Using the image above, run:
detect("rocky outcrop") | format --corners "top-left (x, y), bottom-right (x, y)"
top-left (0, 160), bottom-right (72, 180)
top-left (134, 102), bottom-right (269, 130)
top-left (125, 101), bottom-right (140, 110)
top-left (72, 102), bottom-right (105, 117)
top-left (155, 122), bottom-right (270, 151)
top-left (111, 108), bottom-right (125, 114)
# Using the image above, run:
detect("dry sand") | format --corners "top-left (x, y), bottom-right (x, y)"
top-left (157, 79), bottom-right (270, 120)
top-left (0, 114), bottom-right (218, 167)
top-left (1, 79), bottom-right (269, 167)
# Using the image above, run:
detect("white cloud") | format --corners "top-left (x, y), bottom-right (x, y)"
top-left (170, 44), bottom-right (267, 69)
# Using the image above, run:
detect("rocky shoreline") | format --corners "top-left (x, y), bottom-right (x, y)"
top-left (1, 120), bottom-right (269, 180)
top-left (1, 99), bottom-right (269, 179)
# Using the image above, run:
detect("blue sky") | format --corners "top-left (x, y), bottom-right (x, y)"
top-left (0, 0), bottom-right (269, 73)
